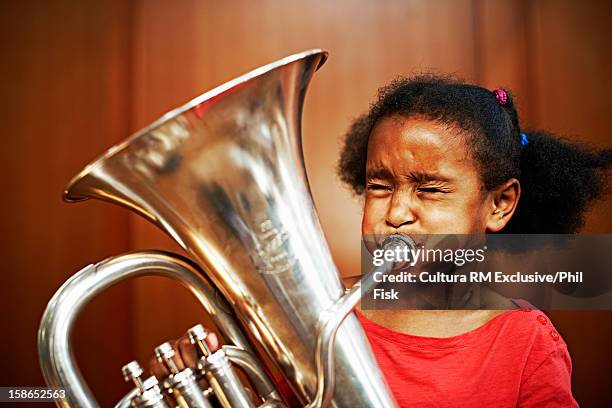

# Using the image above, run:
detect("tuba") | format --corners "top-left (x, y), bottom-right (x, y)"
top-left (38, 50), bottom-right (401, 408)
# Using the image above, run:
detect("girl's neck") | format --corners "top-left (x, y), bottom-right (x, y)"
top-left (357, 307), bottom-right (508, 338)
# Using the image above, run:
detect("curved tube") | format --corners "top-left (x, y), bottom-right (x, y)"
top-left (305, 276), bottom-right (375, 408)
top-left (223, 345), bottom-right (281, 402)
top-left (308, 235), bottom-right (415, 407)
top-left (38, 250), bottom-right (252, 408)
top-left (114, 389), bottom-right (138, 408)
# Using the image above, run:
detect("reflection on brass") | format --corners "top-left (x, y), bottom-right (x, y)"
top-left (38, 50), bottom-right (397, 408)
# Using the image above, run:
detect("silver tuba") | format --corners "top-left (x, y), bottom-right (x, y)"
top-left (38, 50), bottom-right (399, 408)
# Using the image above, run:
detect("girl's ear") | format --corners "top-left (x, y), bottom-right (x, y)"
top-left (486, 179), bottom-right (521, 232)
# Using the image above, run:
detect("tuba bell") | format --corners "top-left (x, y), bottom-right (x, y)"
top-left (38, 50), bottom-right (400, 408)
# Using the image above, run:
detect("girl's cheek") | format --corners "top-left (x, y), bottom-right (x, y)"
top-left (419, 207), bottom-right (461, 234)
top-left (361, 198), bottom-right (384, 235)
top-left (428, 207), bottom-right (481, 234)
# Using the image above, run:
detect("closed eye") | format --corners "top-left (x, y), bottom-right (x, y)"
top-left (417, 186), bottom-right (449, 194)
top-left (366, 182), bottom-right (392, 191)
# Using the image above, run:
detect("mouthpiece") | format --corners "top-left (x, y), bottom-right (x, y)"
top-left (382, 234), bottom-right (417, 252)
top-left (380, 234), bottom-right (417, 271)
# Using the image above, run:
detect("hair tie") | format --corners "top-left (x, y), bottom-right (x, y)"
top-left (493, 88), bottom-right (508, 106)
top-left (520, 132), bottom-right (529, 146)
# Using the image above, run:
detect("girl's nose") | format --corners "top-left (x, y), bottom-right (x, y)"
top-left (385, 191), bottom-right (417, 229)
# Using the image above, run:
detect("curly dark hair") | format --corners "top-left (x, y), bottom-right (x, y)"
top-left (338, 75), bottom-right (611, 233)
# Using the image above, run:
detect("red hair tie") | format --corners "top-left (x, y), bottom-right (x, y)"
top-left (493, 88), bottom-right (508, 106)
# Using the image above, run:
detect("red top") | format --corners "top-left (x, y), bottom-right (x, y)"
top-left (357, 309), bottom-right (578, 407)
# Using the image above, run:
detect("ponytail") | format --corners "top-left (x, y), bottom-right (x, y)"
top-left (505, 131), bottom-right (611, 233)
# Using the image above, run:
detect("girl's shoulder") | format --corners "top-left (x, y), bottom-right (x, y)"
top-left (492, 307), bottom-right (572, 386)
top-left (473, 298), bottom-right (569, 354)
top-left (500, 308), bottom-right (577, 406)
top-left (498, 307), bottom-right (568, 350)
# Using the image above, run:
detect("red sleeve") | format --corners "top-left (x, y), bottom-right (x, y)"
top-left (518, 335), bottom-right (578, 407)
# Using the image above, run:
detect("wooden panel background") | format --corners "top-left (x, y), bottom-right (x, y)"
top-left (1, 1), bottom-right (610, 406)
top-left (0, 1), bottom-right (135, 406)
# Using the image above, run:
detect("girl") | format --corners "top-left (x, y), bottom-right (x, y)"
top-left (152, 75), bottom-right (610, 407)
top-left (338, 75), bottom-right (610, 407)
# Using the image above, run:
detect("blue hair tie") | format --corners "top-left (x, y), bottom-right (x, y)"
top-left (520, 132), bottom-right (529, 146)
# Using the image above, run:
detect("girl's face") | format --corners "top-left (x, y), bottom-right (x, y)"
top-left (362, 115), bottom-right (499, 237)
